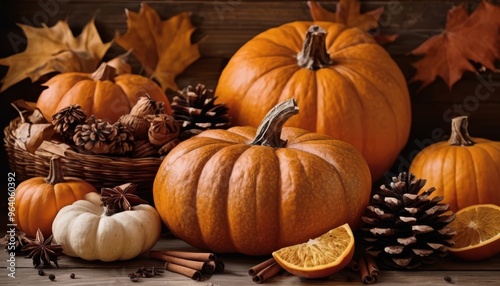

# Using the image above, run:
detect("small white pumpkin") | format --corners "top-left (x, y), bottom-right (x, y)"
top-left (52, 191), bottom-right (161, 262)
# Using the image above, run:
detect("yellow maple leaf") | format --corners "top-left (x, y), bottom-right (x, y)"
top-left (0, 19), bottom-right (113, 92)
top-left (116, 3), bottom-right (202, 92)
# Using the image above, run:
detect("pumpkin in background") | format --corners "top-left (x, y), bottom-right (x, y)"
top-left (14, 157), bottom-right (97, 237)
top-left (153, 99), bottom-right (372, 255)
top-left (52, 186), bottom-right (162, 261)
top-left (215, 23), bottom-right (411, 181)
top-left (409, 116), bottom-right (500, 212)
top-left (36, 63), bottom-right (171, 123)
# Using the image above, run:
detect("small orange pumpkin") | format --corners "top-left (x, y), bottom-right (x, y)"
top-left (215, 23), bottom-right (412, 181)
top-left (14, 157), bottom-right (97, 237)
top-left (153, 99), bottom-right (372, 255)
top-left (409, 116), bottom-right (500, 212)
top-left (36, 63), bottom-right (171, 123)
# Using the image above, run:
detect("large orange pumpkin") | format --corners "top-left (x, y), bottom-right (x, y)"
top-left (409, 116), bottom-right (500, 212)
top-left (215, 23), bottom-right (411, 181)
top-left (14, 157), bottom-right (97, 237)
top-left (36, 63), bottom-right (171, 123)
top-left (153, 99), bottom-right (372, 255)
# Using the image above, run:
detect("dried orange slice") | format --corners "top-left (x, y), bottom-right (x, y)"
top-left (448, 204), bottom-right (500, 261)
top-left (272, 223), bottom-right (354, 278)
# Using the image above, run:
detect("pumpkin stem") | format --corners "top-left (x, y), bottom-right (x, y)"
top-left (297, 25), bottom-right (331, 70)
top-left (449, 116), bottom-right (475, 146)
top-left (91, 63), bottom-right (116, 82)
top-left (45, 157), bottom-right (66, 185)
top-left (250, 99), bottom-right (299, 147)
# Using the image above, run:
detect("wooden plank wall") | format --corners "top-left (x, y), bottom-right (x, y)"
top-left (0, 0), bottom-right (499, 188)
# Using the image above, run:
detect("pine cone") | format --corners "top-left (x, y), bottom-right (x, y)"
top-left (172, 84), bottom-right (231, 140)
top-left (130, 95), bottom-right (165, 117)
top-left (73, 116), bottom-right (118, 154)
top-left (360, 172), bottom-right (456, 269)
top-left (147, 114), bottom-right (180, 146)
top-left (52, 104), bottom-right (87, 142)
top-left (110, 122), bottom-right (135, 155)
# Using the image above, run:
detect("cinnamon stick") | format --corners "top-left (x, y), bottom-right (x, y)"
top-left (214, 260), bottom-right (225, 273)
top-left (248, 257), bottom-right (276, 275)
top-left (160, 250), bottom-right (216, 262)
top-left (365, 254), bottom-right (379, 279)
top-left (150, 251), bottom-right (211, 272)
top-left (165, 262), bottom-right (203, 281)
top-left (252, 262), bottom-right (283, 284)
top-left (346, 258), bottom-right (360, 272)
top-left (204, 260), bottom-right (226, 274)
top-left (358, 256), bottom-right (377, 284)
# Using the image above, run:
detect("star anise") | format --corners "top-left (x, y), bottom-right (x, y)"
top-left (100, 183), bottom-right (148, 213)
top-left (22, 229), bottom-right (63, 268)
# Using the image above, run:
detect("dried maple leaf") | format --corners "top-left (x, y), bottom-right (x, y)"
top-left (308, 0), bottom-right (397, 45)
top-left (116, 3), bottom-right (201, 92)
top-left (0, 19), bottom-right (112, 92)
top-left (11, 100), bottom-right (54, 153)
top-left (410, 1), bottom-right (500, 91)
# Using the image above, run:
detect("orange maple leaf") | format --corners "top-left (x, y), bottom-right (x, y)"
top-left (308, 0), bottom-right (397, 45)
top-left (116, 3), bottom-right (202, 92)
top-left (0, 19), bottom-right (112, 92)
top-left (410, 1), bottom-right (500, 91)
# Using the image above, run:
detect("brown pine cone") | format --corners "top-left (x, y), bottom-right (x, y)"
top-left (360, 172), bottom-right (456, 269)
top-left (52, 104), bottom-right (87, 142)
top-left (110, 122), bottom-right (135, 155)
top-left (147, 114), bottom-right (180, 146)
top-left (73, 116), bottom-right (117, 154)
top-left (172, 84), bottom-right (231, 140)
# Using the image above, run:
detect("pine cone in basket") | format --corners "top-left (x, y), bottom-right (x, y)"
top-left (110, 121), bottom-right (135, 155)
top-left (52, 104), bottom-right (87, 142)
top-left (73, 115), bottom-right (118, 154)
top-left (360, 172), bottom-right (456, 269)
top-left (172, 84), bottom-right (231, 140)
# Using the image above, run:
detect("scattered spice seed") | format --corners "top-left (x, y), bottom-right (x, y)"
top-left (444, 276), bottom-right (454, 284)
top-left (49, 274), bottom-right (56, 281)
top-left (70, 273), bottom-right (76, 279)
top-left (38, 269), bottom-right (45, 276)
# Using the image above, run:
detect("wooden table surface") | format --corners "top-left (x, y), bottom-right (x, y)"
top-left (1, 233), bottom-right (499, 286)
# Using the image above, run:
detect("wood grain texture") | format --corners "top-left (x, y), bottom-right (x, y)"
top-left (0, 236), bottom-right (499, 285)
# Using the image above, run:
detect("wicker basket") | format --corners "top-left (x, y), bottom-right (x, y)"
top-left (4, 117), bottom-right (164, 202)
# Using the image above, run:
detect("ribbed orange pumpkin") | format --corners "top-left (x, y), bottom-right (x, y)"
top-left (409, 116), bottom-right (500, 212)
top-left (36, 63), bottom-right (171, 123)
top-left (14, 157), bottom-right (97, 237)
top-left (153, 99), bottom-right (372, 255)
top-left (215, 23), bottom-right (411, 181)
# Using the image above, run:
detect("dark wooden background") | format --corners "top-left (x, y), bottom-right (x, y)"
top-left (0, 0), bottom-right (499, 215)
